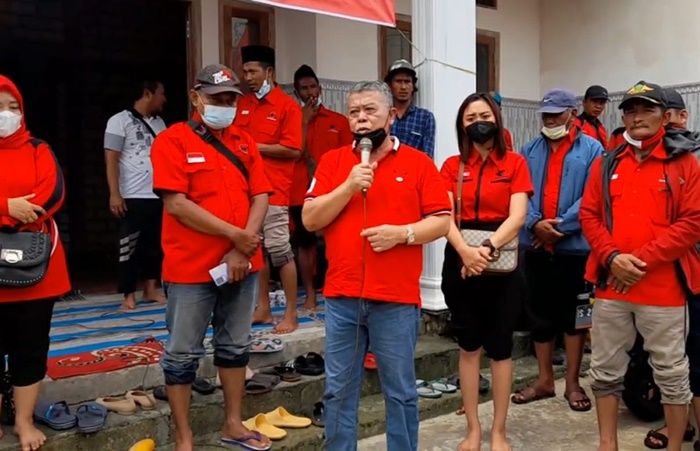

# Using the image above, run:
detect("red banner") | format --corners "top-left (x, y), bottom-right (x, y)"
top-left (250, 0), bottom-right (395, 26)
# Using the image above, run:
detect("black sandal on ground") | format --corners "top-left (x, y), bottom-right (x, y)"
top-left (564, 388), bottom-right (592, 412)
top-left (644, 424), bottom-right (695, 449)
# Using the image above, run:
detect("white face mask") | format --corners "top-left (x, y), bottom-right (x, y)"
top-left (623, 130), bottom-right (643, 148)
top-left (201, 104), bottom-right (236, 130)
top-left (541, 112), bottom-right (571, 140)
top-left (255, 79), bottom-right (272, 100)
top-left (0, 110), bottom-right (22, 138)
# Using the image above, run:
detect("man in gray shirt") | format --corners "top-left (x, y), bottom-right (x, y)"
top-left (104, 80), bottom-right (167, 310)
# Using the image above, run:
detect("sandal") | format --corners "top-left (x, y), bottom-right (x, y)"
top-left (221, 431), bottom-right (272, 451)
top-left (644, 424), bottom-right (696, 449)
top-left (192, 377), bottom-right (216, 395)
top-left (261, 365), bottom-right (301, 383)
top-left (564, 388), bottom-right (592, 412)
top-left (245, 373), bottom-right (280, 395)
top-left (311, 401), bottom-right (324, 427)
top-left (511, 386), bottom-right (555, 405)
top-left (75, 402), bottom-right (108, 434)
top-left (33, 400), bottom-right (77, 430)
top-left (294, 352), bottom-right (325, 376)
top-left (416, 380), bottom-right (442, 399)
top-left (250, 337), bottom-right (285, 354)
top-left (429, 378), bottom-right (458, 394)
top-left (126, 390), bottom-right (157, 410)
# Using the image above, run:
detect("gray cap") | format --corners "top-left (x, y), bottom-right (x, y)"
top-left (193, 64), bottom-right (243, 95)
top-left (384, 59), bottom-right (416, 82)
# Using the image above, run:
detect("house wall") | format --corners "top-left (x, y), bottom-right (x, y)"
top-left (540, 0), bottom-right (700, 94)
top-left (315, 14), bottom-right (379, 82)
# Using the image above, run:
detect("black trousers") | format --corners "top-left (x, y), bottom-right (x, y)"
top-left (118, 198), bottom-right (163, 295)
top-left (0, 299), bottom-right (55, 387)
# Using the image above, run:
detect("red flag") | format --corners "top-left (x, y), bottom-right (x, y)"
top-left (250, 0), bottom-right (395, 26)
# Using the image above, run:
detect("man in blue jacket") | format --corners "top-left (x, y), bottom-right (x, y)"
top-left (512, 89), bottom-right (603, 412)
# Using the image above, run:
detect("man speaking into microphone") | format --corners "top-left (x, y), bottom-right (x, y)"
top-left (303, 81), bottom-right (451, 450)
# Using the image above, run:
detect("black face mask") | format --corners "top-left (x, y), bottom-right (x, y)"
top-left (465, 121), bottom-right (499, 144)
top-left (353, 127), bottom-right (388, 150)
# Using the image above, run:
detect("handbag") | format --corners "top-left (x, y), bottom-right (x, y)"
top-left (454, 160), bottom-right (518, 273)
top-left (0, 220), bottom-right (57, 287)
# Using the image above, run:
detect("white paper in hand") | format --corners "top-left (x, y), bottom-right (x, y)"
top-left (209, 263), bottom-right (229, 287)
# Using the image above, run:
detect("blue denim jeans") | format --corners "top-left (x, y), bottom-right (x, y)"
top-left (160, 274), bottom-right (258, 385)
top-left (323, 297), bottom-right (420, 451)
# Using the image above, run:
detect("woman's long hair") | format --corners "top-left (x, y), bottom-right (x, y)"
top-left (455, 92), bottom-right (507, 162)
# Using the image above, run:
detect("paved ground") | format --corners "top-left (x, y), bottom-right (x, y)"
top-left (358, 377), bottom-right (693, 451)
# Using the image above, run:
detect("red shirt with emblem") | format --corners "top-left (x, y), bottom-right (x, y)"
top-left (305, 140), bottom-right (451, 305)
top-left (151, 116), bottom-right (272, 283)
top-left (290, 106), bottom-right (353, 206)
top-left (440, 150), bottom-right (533, 223)
top-left (234, 86), bottom-right (302, 206)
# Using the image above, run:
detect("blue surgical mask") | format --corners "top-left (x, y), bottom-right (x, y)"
top-left (255, 79), bottom-right (272, 100)
top-left (201, 104), bottom-right (236, 130)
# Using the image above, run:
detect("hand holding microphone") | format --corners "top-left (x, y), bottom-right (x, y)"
top-left (346, 137), bottom-right (376, 194)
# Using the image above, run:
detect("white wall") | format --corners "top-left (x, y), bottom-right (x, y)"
top-left (274, 8), bottom-right (316, 83)
top-left (315, 15), bottom-right (379, 81)
top-left (476, 0), bottom-right (541, 100)
top-left (540, 0), bottom-right (700, 95)
top-left (200, 0), bottom-right (220, 66)
top-left (396, 0), bottom-right (411, 16)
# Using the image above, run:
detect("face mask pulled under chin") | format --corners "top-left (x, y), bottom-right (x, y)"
top-left (255, 79), bottom-right (272, 100)
top-left (0, 110), bottom-right (22, 138)
top-left (353, 127), bottom-right (388, 151)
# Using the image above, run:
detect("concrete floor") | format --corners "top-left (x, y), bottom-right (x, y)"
top-left (358, 377), bottom-right (694, 451)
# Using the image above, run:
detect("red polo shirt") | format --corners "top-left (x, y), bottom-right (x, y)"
top-left (305, 139), bottom-right (451, 305)
top-left (151, 118), bottom-right (272, 283)
top-left (440, 149), bottom-right (533, 223)
top-left (575, 114), bottom-right (608, 148)
top-left (290, 106), bottom-right (353, 206)
top-left (586, 143), bottom-right (686, 306)
top-left (542, 127), bottom-right (576, 220)
top-left (234, 86), bottom-right (302, 206)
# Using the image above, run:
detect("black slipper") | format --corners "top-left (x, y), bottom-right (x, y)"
top-left (311, 401), bottom-right (324, 427)
top-left (294, 352), bottom-right (325, 376)
top-left (153, 385), bottom-right (168, 401)
top-left (261, 365), bottom-right (301, 382)
top-left (192, 378), bottom-right (216, 395)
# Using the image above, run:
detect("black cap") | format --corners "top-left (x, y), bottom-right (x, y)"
top-left (193, 64), bottom-right (242, 95)
top-left (384, 59), bottom-right (416, 83)
top-left (619, 81), bottom-right (667, 110)
top-left (664, 88), bottom-right (686, 110)
top-left (584, 85), bottom-right (609, 101)
top-left (241, 45), bottom-right (275, 67)
top-left (294, 64), bottom-right (318, 84)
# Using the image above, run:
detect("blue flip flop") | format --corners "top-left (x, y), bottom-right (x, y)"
top-left (221, 431), bottom-right (271, 451)
top-left (75, 402), bottom-right (108, 434)
top-left (33, 400), bottom-right (77, 430)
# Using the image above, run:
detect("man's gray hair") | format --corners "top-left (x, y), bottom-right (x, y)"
top-left (347, 81), bottom-right (393, 110)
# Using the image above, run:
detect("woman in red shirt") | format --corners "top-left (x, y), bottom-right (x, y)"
top-left (0, 75), bottom-right (70, 450)
top-left (440, 93), bottom-right (532, 451)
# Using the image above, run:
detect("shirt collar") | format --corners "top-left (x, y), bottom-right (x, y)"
top-left (579, 111), bottom-right (601, 126)
top-left (466, 147), bottom-right (505, 170)
top-left (351, 136), bottom-right (401, 152)
top-left (255, 85), bottom-right (283, 105)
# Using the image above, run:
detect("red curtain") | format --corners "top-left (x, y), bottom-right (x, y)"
top-left (250, 0), bottom-right (395, 26)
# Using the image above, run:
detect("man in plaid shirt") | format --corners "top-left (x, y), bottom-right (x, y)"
top-left (384, 59), bottom-right (436, 158)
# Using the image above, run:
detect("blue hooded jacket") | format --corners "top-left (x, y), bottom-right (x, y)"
top-left (520, 130), bottom-right (603, 254)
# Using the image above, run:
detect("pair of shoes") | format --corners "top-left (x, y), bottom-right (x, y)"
top-left (242, 407), bottom-right (312, 440)
top-left (34, 400), bottom-right (108, 434)
top-left (96, 390), bottom-right (157, 415)
top-left (416, 379), bottom-right (457, 398)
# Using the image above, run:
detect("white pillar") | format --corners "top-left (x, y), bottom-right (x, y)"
top-left (413, 0), bottom-right (476, 311)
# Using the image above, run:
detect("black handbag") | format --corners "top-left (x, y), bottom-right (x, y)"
top-left (0, 222), bottom-right (55, 288)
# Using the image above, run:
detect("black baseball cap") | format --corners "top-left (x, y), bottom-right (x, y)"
top-left (193, 64), bottom-right (242, 95)
top-left (664, 88), bottom-right (686, 110)
top-left (584, 85), bottom-right (609, 101)
top-left (618, 81), bottom-right (667, 110)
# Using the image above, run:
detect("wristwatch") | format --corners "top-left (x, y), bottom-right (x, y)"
top-left (481, 238), bottom-right (500, 259)
top-left (405, 226), bottom-right (416, 244)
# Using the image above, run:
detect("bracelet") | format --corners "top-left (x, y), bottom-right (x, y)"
top-left (480, 239), bottom-right (496, 255)
top-left (606, 251), bottom-right (621, 269)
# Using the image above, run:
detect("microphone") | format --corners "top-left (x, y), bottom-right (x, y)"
top-left (359, 138), bottom-right (372, 194)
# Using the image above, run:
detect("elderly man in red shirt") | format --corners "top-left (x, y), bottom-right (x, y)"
top-left (581, 81), bottom-right (700, 451)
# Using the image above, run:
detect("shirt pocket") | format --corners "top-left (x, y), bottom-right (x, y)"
top-left (648, 183), bottom-right (672, 227)
top-left (185, 160), bottom-right (219, 200)
top-left (258, 119), bottom-right (280, 140)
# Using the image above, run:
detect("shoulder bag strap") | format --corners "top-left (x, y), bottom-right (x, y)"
top-left (186, 120), bottom-right (249, 181)
top-left (128, 108), bottom-right (158, 138)
top-left (455, 160), bottom-right (464, 228)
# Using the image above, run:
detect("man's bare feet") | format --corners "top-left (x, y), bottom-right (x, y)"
top-left (14, 421), bottom-right (46, 451)
top-left (120, 293), bottom-right (137, 311)
top-left (222, 421), bottom-right (271, 450)
top-left (174, 430), bottom-right (193, 451)
top-left (143, 289), bottom-right (166, 305)
top-left (274, 314), bottom-right (299, 334)
top-left (490, 430), bottom-right (511, 451)
top-left (301, 291), bottom-right (317, 311)
top-left (252, 307), bottom-right (274, 325)
top-left (458, 427), bottom-right (481, 451)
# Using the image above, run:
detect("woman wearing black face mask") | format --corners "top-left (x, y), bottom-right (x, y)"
top-left (439, 93), bottom-right (533, 451)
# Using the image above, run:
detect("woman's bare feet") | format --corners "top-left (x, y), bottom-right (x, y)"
top-left (490, 429), bottom-right (511, 451)
top-left (458, 427), bottom-right (481, 451)
top-left (14, 421), bottom-right (46, 451)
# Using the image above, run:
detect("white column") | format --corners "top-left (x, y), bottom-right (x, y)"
top-left (413, 0), bottom-right (476, 311)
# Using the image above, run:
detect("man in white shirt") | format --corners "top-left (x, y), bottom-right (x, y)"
top-left (104, 80), bottom-right (167, 310)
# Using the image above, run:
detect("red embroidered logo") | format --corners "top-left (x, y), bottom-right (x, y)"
top-left (239, 144), bottom-right (249, 154)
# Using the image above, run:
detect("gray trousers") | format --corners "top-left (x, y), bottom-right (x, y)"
top-left (590, 299), bottom-right (691, 405)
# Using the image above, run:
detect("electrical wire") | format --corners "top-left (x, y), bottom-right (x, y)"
top-left (395, 27), bottom-right (477, 76)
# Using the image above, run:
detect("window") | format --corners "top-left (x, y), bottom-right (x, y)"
top-left (219, 1), bottom-right (273, 77)
top-left (379, 15), bottom-right (412, 77)
top-left (477, 0), bottom-right (497, 9)
top-left (476, 31), bottom-right (498, 92)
